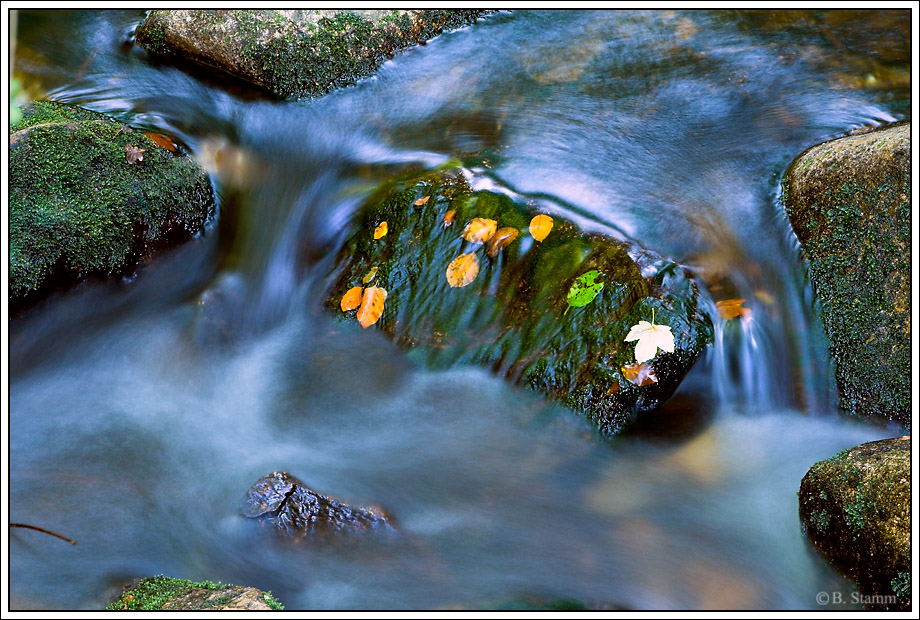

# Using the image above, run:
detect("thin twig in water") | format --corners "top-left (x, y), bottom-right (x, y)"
top-left (10, 523), bottom-right (77, 545)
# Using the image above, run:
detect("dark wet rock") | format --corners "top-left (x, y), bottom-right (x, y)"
top-left (9, 101), bottom-right (214, 312)
top-left (799, 437), bottom-right (910, 610)
top-left (136, 10), bottom-right (491, 99)
top-left (326, 170), bottom-right (712, 437)
top-left (106, 575), bottom-right (283, 610)
top-left (783, 122), bottom-right (910, 427)
top-left (241, 471), bottom-right (392, 537)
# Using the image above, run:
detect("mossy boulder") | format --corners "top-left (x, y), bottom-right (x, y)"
top-left (783, 123), bottom-right (910, 426)
top-left (107, 575), bottom-right (283, 611)
top-left (9, 101), bottom-right (214, 310)
top-left (799, 437), bottom-right (910, 610)
top-left (326, 170), bottom-right (712, 437)
top-left (135, 10), bottom-right (489, 99)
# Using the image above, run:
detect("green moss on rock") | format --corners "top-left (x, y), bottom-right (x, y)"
top-left (135, 10), bottom-right (490, 99)
top-left (799, 437), bottom-right (910, 610)
top-left (9, 101), bottom-right (214, 309)
top-left (107, 575), bottom-right (283, 611)
top-left (783, 123), bottom-right (910, 426)
top-left (327, 170), bottom-right (711, 436)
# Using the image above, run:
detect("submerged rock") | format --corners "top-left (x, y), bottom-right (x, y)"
top-left (136, 10), bottom-right (490, 99)
top-left (783, 123), bottom-right (910, 426)
top-left (107, 575), bottom-right (283, 611)
top-left (241, 471), bottom-right (392, 538)
top-left (799, 437), bottom-right (910, 610)
top-left (9, 101), bottom-right (214, 311)
top-left (326, 170), bottom-right (712, 436)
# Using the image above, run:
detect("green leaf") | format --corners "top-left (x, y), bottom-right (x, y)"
top-left (567, 270), bottom-right (604, 308)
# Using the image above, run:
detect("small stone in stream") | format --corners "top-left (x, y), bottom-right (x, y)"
top-left (240, 471), bottom-right (392, 538)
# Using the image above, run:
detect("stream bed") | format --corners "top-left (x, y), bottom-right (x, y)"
top-left (9, 9), bottom-right (910, 610)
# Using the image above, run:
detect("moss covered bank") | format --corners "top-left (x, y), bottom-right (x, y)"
top-left (107, 575), bottom-right (283, 611)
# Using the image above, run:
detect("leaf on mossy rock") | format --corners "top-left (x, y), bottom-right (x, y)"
top-left (446, 253), bottom-right (480, 288)
top-left (356, 286), bottom-right (387, 328)
top-left (443, 210), bottom-right (456, 227)
top-left (340, 286), bottom-right (363, 312)
top-left (373, 221), bottom-right (388, 240)
top-left (461, 218), bottom-right (497, 244)
top-left (143, 131), bottom-right (177, 151)
top-left (125, 145), bottom-right (145, 164)
top-left (487, 227), bottom-right (519, 257)
top-left (716, 298), bottom-right (752, 322)
top-left (567, 270), bottom-right (604, 307)
top-left (529, 214), bottom-right (553, 241)
top-left (414, 195), bottom-right (430, 206)
top-left (621, 362), bottom-right (658, 386)
top-left (361, 266), bottom-right (379, 284)
top-left (624, 320), bottom-right (675, 363)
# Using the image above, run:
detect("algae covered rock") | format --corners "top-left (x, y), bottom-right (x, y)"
top-left (327, 171), bottom-right (712, 436)
top-left (136, 10), bottom-right (489, 99)
top-left (241, 471), bottom-right (392, 538)
top-left (9, 101), bottom-right (214, 309)
top-left (107, 575), bottom-right (283, 610)
top-left (783, 123), bottom-right (910, 426)
top-left (799, 437), bottom-right (910, 610)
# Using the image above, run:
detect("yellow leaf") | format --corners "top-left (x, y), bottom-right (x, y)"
top-left (361, 266), bottom-right (379, 284)
top-left (414, 195), bottom-right (431, 206)
top-left (461, 218), bottom-right (497, 244)
top-left (356, 286), bottom-right (387, 328)
top-left (716, 298), bottom-right (752, 322)
top-left (443, 210), bottom-right (456, 228)
top-left (143, 131), bottom-right (177, 152)
top-left (624, 320), bottom-right (675, 363)
top-left (446, 253), bottom-right (480, 288)
top-left (373, 221), bottom-right (388, 240)
top-left (487, 227), bottom-right (520, 257)
top-left (621, 362), bottom-right (658, 386)
top-left (529, 214), bottom-right (554, 241)
top-left (340, 286), bottom-right (363, 312)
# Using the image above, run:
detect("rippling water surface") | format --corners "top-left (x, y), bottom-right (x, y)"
top-left (9, 10), bottom-right (909, 609)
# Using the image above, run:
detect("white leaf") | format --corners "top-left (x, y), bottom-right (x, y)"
top-left (624, 320), bottom-right (675, 363)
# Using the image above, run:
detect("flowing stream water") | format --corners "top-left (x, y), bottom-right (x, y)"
top-left (8, 10), bottom-right (910, 610)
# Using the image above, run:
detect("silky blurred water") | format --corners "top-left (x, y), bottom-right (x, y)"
top-left (9, 9), bottom-right (909, 610)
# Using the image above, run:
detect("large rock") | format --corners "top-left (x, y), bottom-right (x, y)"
top-left (135, 10), bottom-right (489, 99)
top-left (326, 170), bottom-right (712, 436)
top-left (107, 575), bottom-right (283, 610)
top-left (9, 101), bottom-right (214, 311)
top-left (783, 123), bottom-right (910, 426)
top-left (799, 437), bottom-right (910, 610)
top-left (240, 471), bottom-right (392, 538)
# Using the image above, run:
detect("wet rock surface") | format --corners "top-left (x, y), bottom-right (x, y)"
top-left (241, 471), bottom-right (392, 537)
top-left (326, 170), bottom-right (712, 436)
top-left (783, 122), bottom-right (910, 426)
top-left (136, 10), bottom-right (490, 99)
top-left (107, 575), bottom-right (283, 610)
top-left (799, 437), bottom-right (910, 610)
top-left (9, 101), bottom-right (214, 312)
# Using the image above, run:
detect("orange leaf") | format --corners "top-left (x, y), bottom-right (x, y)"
top-left (529, 214), bottom-right (554, 241)
top-left (340, 286), bottom-right (363, 312)
top-left (716, 298), bottom-right (752, 322)
top-left (143, 131), bottom-right (177, 151)
top-left (373, 221), bottom-right (388, 240)
top-left (446, 253), bottom-right (480, 288)
top-left (487, 227), bottom-right (519, 257)
top-left (414, 195), bottom-right (431, 206)
top-left (461, 218), bottom-right (497, 244)
top-left (356, 286), bottom-right (387, 328)
top-left (443, 210), bottom-right (456, 227)
top-left (621, 362), bottom-right (658, 386)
